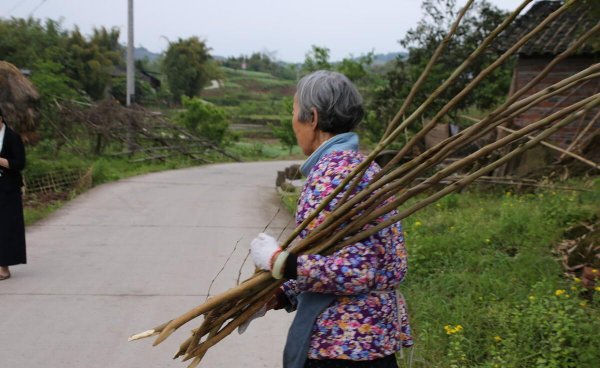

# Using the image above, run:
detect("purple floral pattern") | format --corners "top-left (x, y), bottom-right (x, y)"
top-left (281, 150), bottom-right (413, 361)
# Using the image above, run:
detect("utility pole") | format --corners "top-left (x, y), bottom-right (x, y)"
top-left (126, 0), bottom-right (135, 106)
top-left (126, 0), bottom-right (135, 154)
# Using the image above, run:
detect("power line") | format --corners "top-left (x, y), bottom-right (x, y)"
top-left (6, 0), bottom-right (31, 16)
top-left (29, 0), bottom-right (47, 17)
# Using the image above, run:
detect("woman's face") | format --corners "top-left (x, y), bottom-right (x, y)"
top-left (292, 96), bottom-right (316, 156)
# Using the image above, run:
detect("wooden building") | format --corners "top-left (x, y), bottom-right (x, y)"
top-left (501, 0), bottom-right (599, 151)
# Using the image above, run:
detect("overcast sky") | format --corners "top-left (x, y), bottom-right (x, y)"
top-left (1, 0), bottom-right (528, 62)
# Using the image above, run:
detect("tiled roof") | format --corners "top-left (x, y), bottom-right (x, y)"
top-left (500, 1), bottom-right (598, 56)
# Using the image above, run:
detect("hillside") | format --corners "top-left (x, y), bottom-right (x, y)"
top-left (202, 67), bottom-right (296, 138)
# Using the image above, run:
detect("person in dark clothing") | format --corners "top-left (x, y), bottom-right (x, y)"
top-left (0, 107), bottom-right (27, 280)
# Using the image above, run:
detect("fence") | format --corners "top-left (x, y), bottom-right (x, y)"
top-left (24, 167), bottom-right (93, 197)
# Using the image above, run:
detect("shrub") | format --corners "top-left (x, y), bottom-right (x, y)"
top-left (177, 96), bottom-right (231, 146)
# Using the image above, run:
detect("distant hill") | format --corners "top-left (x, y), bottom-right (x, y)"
top-left (371, 52), bottom-right (407, 65)
top-left (134, 47), bottom-right (161, 61)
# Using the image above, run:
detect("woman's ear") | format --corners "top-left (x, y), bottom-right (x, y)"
top-left (310, 107), bottom-right (319, 131)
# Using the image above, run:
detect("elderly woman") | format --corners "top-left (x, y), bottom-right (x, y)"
top-left (0, 107), bottom-right (27, 280)
top-left (250, 70), bottom-right (412, 368)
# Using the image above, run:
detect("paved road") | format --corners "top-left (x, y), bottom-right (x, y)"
top-left (1, 161), bottom-right (300, 368)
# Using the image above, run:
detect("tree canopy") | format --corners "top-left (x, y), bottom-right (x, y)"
top-left (163, 37), bottom-right (215, 102)
top-left (366, 0), bottom-right (512, 141)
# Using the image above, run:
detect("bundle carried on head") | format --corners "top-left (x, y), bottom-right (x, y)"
top-left (129, 1), bottom-right (600, 366)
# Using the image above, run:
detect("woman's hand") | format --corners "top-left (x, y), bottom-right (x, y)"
top-left (237, 294), bottom-right (281, 334)
top-left (0, 157), bottom-right (9, 169)
top-left (250, 233), bottom-right (281, 271)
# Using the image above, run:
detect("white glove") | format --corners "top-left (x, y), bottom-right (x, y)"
top-left (237, 305), bottom-right (267, 334)
top-left (250, 233), bottom-right (280, 271)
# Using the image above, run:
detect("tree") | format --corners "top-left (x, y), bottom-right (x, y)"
top-left (0, 18), bottom-right (68, 69)
top-left (65, 26), bottom-right (123, 100)
top-left (302, 45), bottom-right (332, 73)
top-left (337, 52), bottom-right (375, 83)
top-left (163, 37), bottom-right (213, 102)
top-left (269, 97), bottom-right (297, 154)
top-left (366, 0), bottom-right (511, 141)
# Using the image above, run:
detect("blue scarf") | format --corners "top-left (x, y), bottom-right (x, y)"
top-left (299, 132), bottom-right (359, 176)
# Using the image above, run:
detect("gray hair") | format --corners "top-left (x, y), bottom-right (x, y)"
top-left (296, 70), bottom-right (364, 134)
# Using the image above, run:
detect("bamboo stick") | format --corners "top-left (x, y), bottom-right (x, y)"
top-left (131, 3), bottom-right (598, 367)
top-left (491, 121), bottom-right (599, 170)
top-left (277, 0), bottom-right (536, 252)
top-left (382, 0), bottom-right (476, 138)
top-left (290, 73), bottom-right (600, 254)
top-left (327, 102), bottom-right (596, 253)
top-left (559, 109), bottom-right (600, 160)
top-left (152, 273), bottom-right (272, 345)
top-left (305, 95), bottom-right (600, 255)
top-left (336, 0), bottom-right (476, 209)
top-left (379, 0), bottom-right (578, 174)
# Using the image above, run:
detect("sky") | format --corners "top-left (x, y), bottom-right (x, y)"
top-left (1, 0), bottom-right (528, 62)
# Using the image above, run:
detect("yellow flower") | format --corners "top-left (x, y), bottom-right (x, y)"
top-left (592, 269), bottom-right (598, 274)
top-left (573, 277), bottom-right (581, 283)
top-left (580, 301), bottom-right (588, 308)
top-left (555, 289), bottom-right (566, 296)
top-left (570, 286), bottom-right (578, 291)
top-left (505, 191), bottom-right (512, 197)
top-left (595, 286), bottom-right (600, 292)
top-left (415, 221), bottom-right (422, 227)
top-left (494, 336), bottom-right (502, 342)
top-left (528, 295), bottom-right (536, 301)
top-left (538, 193), bottom-right (544, 198)
top-left (444, 324), bottom-right (463, 335)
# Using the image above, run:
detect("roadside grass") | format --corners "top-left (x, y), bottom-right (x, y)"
top-left (23, 138), bottom-right (301, 225)
top-left (277, 179), bottom-right (600, 367)
top-left (398, 181), bottom-right (600, 367)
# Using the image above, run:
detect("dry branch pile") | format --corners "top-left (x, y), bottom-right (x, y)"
top-left (129, 1), bottom-right (600, 366)
top-left (48, 99), bottom-right (240, 163)
top-left (0, 61), bottom-right (40, 143)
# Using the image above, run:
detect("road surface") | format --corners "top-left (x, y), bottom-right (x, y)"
top-left (0, 161), bottom-right (300, 368)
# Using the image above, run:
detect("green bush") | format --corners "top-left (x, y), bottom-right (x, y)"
top-left (177, 96), bottom-right (231, 146)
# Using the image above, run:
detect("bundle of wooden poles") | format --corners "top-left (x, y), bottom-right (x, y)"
top-left (129, 1), bottom-right (600, 366)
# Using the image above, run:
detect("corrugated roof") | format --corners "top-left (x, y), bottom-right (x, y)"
top-left (500, 0), bottom-right (599, 56)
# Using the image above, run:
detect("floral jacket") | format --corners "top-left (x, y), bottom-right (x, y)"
top-left (281, 149), bottom-right (413, 361)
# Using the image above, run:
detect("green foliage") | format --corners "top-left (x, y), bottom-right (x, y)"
top-left (0, 18), bottom-right (68, 68)
top-left (302, 45), bottom-right (332, 73)
top-left (66, 26), bottom-right (123, 100)
top-left (163, 37), bottom-right (213, 101)
top-left (221, 52), bottom-right (297, 80)
top-left (400, 184), bottom-right (600, 367)
top-left (110, 76), bottom-right (157, 105)
top-left (30, 61), bottom-right (79, 102)
top-left (0, 17), bottom-right (124, 101)
top-left (177, 96), bottom-right (230, 145)
top-left (367, 0), bottom-right (512, 143)
top-left (337, 52), bottom-right (375, 83)
top-left (269, 97), bottom-right (296, 153)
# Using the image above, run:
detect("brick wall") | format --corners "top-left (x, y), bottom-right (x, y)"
top-left (511, 56), bottom-right (600, 149)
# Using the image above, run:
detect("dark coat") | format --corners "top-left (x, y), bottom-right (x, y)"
top-left (0, 123), bottom-right (26, 192)
top-left (0, 123), bottom-right (27, 266)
